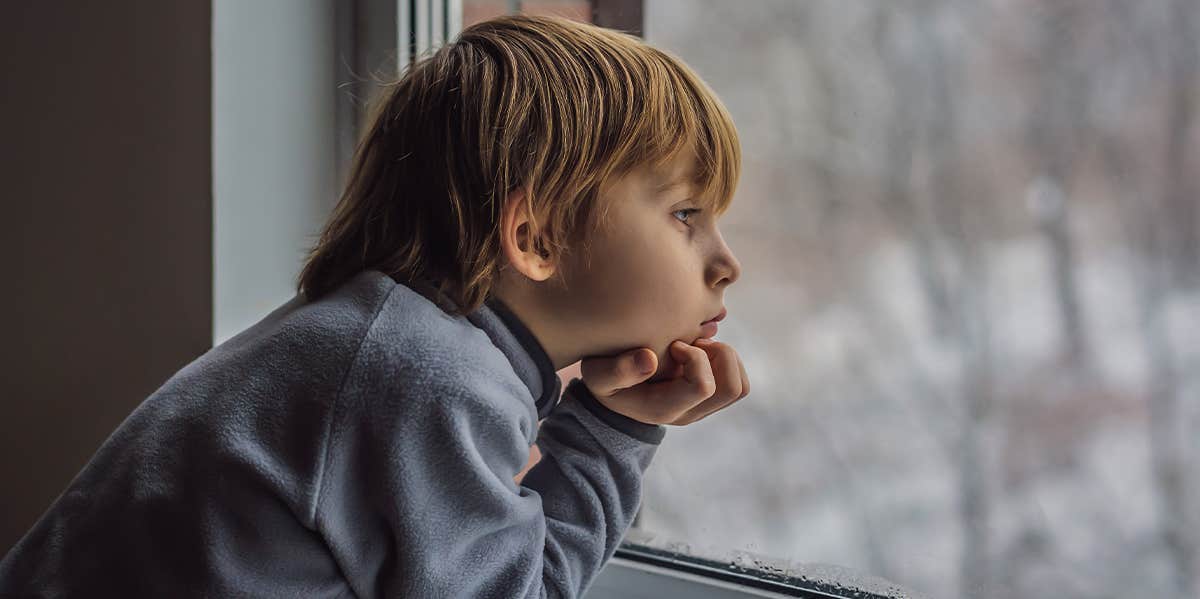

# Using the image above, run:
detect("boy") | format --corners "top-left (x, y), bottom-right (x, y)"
top-left (0, 14), bottom-right (748, 598)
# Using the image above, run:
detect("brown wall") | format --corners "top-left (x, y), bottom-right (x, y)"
top-left (0, 2), bottom-right (213, 553)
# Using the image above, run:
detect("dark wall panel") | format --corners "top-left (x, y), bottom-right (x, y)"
top-left (0, 1), bottom-right (213, 553)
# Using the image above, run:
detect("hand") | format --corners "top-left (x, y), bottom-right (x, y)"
top-left (578, 338), bottom-right (750, 426)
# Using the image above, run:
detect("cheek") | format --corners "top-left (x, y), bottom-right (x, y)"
top-left (617, 259), bottom-right (702, 348)
top-left (565, 227), bottom-right (699, 345)
top-left (557, 246), bottom-right (644, 325)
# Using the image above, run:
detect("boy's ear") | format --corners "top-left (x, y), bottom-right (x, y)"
top-left (499, 187), bottom-right (556, 282)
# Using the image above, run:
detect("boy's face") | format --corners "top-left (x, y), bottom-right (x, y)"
top-left (550, 152), bottom-right (741, 380)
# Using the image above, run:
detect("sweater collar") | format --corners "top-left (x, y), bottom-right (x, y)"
top-left (480, 295), bottom-right (562, 420)
top-left (406, 277), bottom-right (562, 420)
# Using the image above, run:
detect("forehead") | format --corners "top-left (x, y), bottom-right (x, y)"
top-left (648, 153), bottom-right (698, 195)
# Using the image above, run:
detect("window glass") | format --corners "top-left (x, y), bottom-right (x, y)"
top-left (635, 1), bottom-right (1200, 598)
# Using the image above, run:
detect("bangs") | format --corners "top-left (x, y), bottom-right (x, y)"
top-left (617, 46), bottom-right (741, 217)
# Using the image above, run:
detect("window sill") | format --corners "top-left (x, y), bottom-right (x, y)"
top-left (585, 543), bottom-right (925, 599)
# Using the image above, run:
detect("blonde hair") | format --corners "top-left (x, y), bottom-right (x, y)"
top-left (297, 14), bottom-right (740, 314)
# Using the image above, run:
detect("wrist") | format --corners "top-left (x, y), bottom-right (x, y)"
top-left (566, 378), bottom-right (665, 445)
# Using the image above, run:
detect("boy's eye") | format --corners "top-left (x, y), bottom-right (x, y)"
top-left (672, 208), bottom-right (701, 224)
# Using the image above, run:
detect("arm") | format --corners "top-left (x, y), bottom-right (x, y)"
top-left (517, 359), bottom-right (578, 484)
top-left (312, 346), bottom-right (665, 598)
top-left (521, 378), bottom-right (666, 594)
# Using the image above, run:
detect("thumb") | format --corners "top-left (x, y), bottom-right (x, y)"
top-left (579, 347), bottom-right (657, 397)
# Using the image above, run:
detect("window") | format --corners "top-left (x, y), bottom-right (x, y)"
top-left (627, 2), bottom-right (1200, 598)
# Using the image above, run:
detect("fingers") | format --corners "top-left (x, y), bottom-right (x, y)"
top-left (661, 340), bottom-right (716, 405)
top-left (737, 351), bottom-right (750, 399)
top-left (579, 347), bottom-right (657, 398)
top-left (679, 339), bottom-right (749, 424)
top-left (575, 339), bottom-right (749, 427)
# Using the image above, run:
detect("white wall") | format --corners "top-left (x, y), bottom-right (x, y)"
top-left (213, 0), bottom-right (340, 344)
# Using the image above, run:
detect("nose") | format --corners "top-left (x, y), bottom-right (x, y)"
top-left (706, 231), bottom-right (741, 289)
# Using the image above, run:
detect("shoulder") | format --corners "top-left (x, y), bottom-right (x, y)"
top-left (213, 269), bottom-right (398, 358)
top-left (345, 281), bottom-right (532, 419)
top-left (164, 270), bottom-right (401, 396)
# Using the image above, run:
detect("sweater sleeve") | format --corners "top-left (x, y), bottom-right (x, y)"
top-left (311, 337), bottom-right (666, 598)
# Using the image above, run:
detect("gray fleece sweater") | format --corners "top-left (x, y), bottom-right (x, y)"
top-left (0, 269), bottom-right (666, 598)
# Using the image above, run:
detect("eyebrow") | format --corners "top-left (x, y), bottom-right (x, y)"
top-left (654, 176), bottom-right (695, 196)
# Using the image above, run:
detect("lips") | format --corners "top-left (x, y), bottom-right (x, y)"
top-left (702, 307), bottom-right (726, 325)
top-left (699, 307), bottom-right (726, 339)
